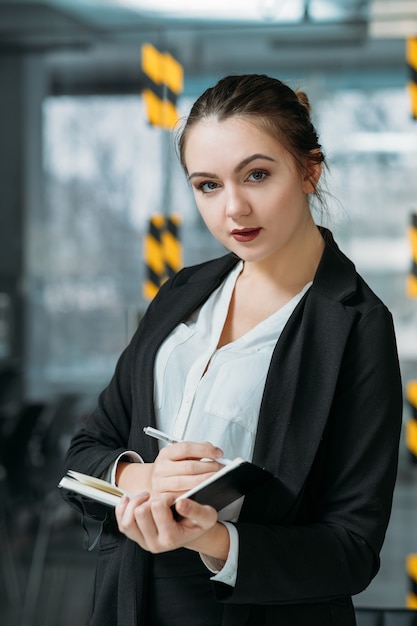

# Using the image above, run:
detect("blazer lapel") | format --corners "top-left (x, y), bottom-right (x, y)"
top-left (249, 231), bottom-right (359, 517)
top-left (140, 253), bottom-right (239, 341)
top-left (130, 254), bottom-right (239, 460)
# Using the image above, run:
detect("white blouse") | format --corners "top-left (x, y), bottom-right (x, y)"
top-left (152, 261), bottom-right (311, 586)
top-left (154, 261), bottom-right (311, 463)
top-left (110, 261), bottom-right (311, 587)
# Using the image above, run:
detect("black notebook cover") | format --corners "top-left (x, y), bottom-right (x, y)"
top-left (172, 458), bottom-right (273, 519)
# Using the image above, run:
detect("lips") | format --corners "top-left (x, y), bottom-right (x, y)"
top-left (231, 228), bottom-right (261, 243)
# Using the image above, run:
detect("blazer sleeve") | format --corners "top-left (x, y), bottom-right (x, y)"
top-left (213, 303), bottom-right (403, 605)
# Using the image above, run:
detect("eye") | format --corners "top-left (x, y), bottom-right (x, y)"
top-left (247, 169), bottom-right (268, 182)
top-left (197, 181), bottom-right (219, 194)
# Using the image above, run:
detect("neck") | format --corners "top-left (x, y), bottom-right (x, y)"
top-left (241, 218), bottom-right (324, 291)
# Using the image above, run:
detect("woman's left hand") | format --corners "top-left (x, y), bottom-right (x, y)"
top-left (115, 492), bottom-right (218, 554)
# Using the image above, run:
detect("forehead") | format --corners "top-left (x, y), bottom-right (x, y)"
top-left (184, 116), bottom-right (289, 167)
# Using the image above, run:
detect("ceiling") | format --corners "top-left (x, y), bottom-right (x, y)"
top-left (0, 0), bottom-right (415, 94)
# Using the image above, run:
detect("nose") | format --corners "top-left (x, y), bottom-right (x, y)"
top-left (225, 186), bottom-right (251, 219)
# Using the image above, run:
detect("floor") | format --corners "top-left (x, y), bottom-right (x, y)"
top-left (1, 424), bottom-right (417, 626)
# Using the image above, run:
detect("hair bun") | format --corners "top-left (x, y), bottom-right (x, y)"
top-left (295, 90), bottom-right (311, 116)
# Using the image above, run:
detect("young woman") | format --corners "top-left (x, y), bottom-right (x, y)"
top-left (63, 74), bottom-right (403, 626)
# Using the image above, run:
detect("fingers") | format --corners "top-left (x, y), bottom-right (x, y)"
top-left (116, 491), bottom-right (150, 518)
top-left (152, 463), bottom-right (223, 498)
top-left (151, 442), bottom-right (226, 497)
top-left (174, 498), bottom-right (218, 530)
top-left (116, 493), bottom-right (218, 554)
top-left (116, 492), bottom-right (150, 538)
top-left (139, 498), bottom-right (184, 552)
top-left (159, 441), bottom-right (224, 463)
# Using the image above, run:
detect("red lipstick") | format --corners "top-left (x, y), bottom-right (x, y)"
top-left (231, 228), bottom-right (261, 243)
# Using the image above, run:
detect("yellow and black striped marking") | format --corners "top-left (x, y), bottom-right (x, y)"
top-left (406, 380), bottom-right (417, 462)
top-left (406, 554), bottom-right (417, 608)
top-left (143, 214), bottom-right (183, 300)
top-left (408, 213), bottom-right (417, 298)
top-left (143, 214), bottom-right (167, 301)
top-left (141, 43), bottom-right (183, 129)
top-left (163, 215), bottom-right (182, 279)
top-left (407, 37), bottom-right (417, 120)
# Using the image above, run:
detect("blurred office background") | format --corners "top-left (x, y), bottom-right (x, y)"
top-left (1, 0), bottom-right (417, 624)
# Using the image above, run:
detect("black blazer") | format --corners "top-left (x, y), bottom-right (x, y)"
top-left (64, 229), bottom-right (403, 626)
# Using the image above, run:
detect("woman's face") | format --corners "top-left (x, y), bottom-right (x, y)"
top-left (184, 116), bottom-right (320, 267)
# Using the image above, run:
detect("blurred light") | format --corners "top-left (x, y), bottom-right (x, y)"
top-left (339, 132), bottom-right (417, 153)
top-left (109, 0), bottom-right (305, 22)
top-left (370, 19), bottom-right (417, 38)
top-left (371, 1), bottom-right (417, 17)
top-left (370, 0), bottom-right (417, 38)
top-left (309, 0), bottom-right (369, 21)
top-left (109, 0), bottom-right (371, 23)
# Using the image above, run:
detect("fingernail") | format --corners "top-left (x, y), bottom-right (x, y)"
top-left (214, 448), bottom-right (224, 458)
top-left (178, 499), bottom-right (190, 514)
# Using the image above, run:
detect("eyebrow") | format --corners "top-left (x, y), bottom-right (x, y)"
top-left (188, 153), bottom-right (276, 181)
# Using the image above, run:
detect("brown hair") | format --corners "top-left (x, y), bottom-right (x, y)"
top-left (178, 74), bottom-right (327, 205)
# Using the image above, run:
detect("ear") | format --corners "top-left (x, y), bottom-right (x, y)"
top-left (302, 159), bottom-right (322, 195)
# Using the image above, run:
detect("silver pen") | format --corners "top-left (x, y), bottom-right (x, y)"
top-left (143, 426), bottom-right (182, 445)
top-left (143, 426), bottom-right (232, 465)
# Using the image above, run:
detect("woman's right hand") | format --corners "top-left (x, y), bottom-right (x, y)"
top-left (116, 441), bottom-right (225, 501)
